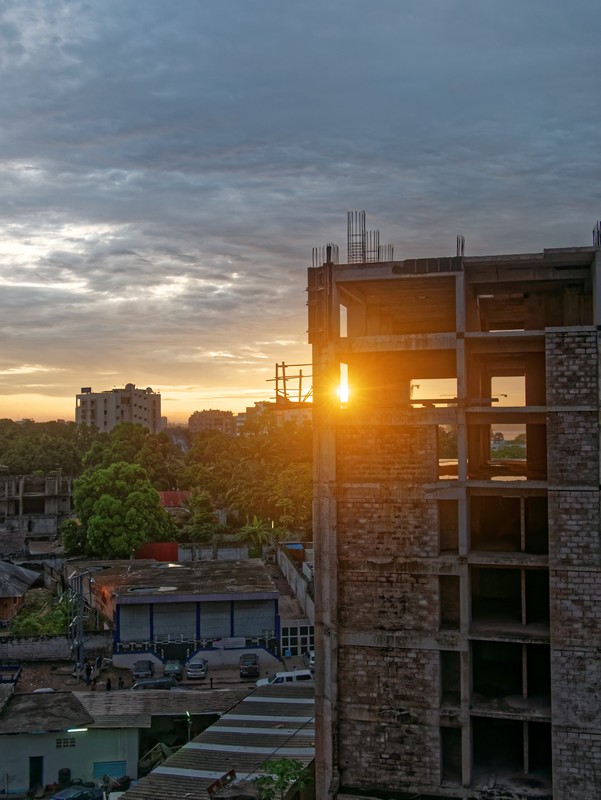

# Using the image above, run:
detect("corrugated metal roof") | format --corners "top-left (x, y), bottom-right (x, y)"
top-left (120, 684), bottom-right (315, 800)
top-left (0, 560), bottom-right (40, 597)
top-left (69, 558), bottom-right (277, 602)
top-left (0, 691), bottom-right (93, 734)
top-left (76, 687), bottom-right (251, 729)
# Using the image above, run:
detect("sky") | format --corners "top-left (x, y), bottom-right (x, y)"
top-left (1, 0), bottom-right (600, 424)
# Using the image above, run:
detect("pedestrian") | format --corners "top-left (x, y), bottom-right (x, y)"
top-left (105, 677), bottom-right (112, 691)
top-left (85, 663), bottom-right (92, 685)
top-left (118, 676), bottom-right (124, 690)
top-left (90, 678), bottom-right (97, 691)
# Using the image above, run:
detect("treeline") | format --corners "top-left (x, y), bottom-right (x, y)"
top-left (0, 417), bottom-right (313, 556)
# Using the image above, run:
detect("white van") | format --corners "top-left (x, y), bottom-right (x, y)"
top-left (256, 669), bottom-right (314, 687)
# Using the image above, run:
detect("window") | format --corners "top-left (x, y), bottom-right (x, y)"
top-left (56, 737), bottom-right (76, 749)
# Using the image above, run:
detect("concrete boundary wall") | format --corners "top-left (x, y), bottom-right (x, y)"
top-left (0, 632), bottom-right (111, 661)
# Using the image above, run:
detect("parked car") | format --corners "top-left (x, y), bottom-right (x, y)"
top-left (132, 660), bottom-right (154, 680)
top-left (239, 653), bottom-right (260, 678)
top-left (303, 649), bottom-right (316, 671)
top-left (256, 669), bottom-right (314, 687)
top-left (130, 676), bottom-right (177, 690)
top-left (163, 659), bottom-right (183, 680)
top-left (51, 788), bottom-right (103, 800)
top-left (186, 658), bottom-right (209, 679)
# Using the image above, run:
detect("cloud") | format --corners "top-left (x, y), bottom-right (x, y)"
top-left (0, 0), bottom-right (600, 420)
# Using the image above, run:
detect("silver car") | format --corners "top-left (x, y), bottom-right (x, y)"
top-left (186, 658), bottom-right (209, 679)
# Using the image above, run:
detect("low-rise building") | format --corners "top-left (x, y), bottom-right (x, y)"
top-left (69, 559), bottom-right (281, 668)
top-left (0, 684), bottom-right (250, 796)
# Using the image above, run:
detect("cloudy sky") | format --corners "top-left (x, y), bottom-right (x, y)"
top-left (1, 0), bottom-right (600, 423)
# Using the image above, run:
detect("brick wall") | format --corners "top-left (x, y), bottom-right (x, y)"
top-left (337, 646), bottom-right (440, 792)
top-left (337, 490), bottom-right (439, 559)
top-left (548, 490), bottom-right (601, 566)
top-left (336, 425), bottom-right (438, 484)
top-left (552, 728), bottom-right (601, 799)
top-left (546, 411), bottom-right (599, 486)
top-left (545, 329), bottom-right (599, 406)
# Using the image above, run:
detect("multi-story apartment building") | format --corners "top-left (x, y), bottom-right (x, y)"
top-left (309, 238), bottom-right (601, 798)
top-left (75, 383), bottom-right (161, 433)
top-left (188, 408), bottom-right (236, 435)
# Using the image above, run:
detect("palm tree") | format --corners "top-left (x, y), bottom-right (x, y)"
top-left (234, 516), bottom-right (271, 557)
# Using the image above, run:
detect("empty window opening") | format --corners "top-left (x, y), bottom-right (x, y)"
top-left (440, 651), bottom-right (461, 706)
top-left (472, 718), bottom-right (523, 781)
top-left (470, 496), bottom-right (521, 552)
top-left (526, 645), bottom-right (551, 704)
top-left (410, 378), bottom-right (458, 407)
top-left (491, 376), bottom-right (525, 407)
top-left (469, 423), bottom-right (546, 481)
top-left (470, 495), bottom-right (548, 554)
top-left (440, 576), bottom-right (460, 630)
top-left (471, 568), bottom-right (521, 626)
top-left (441, 727), bottom-right (462, 785)
top-left (527, 722), bottom-right (552, 777)
top-left (472, 641), bottom-right (522, 699)
top-left (438, 500), bottom-right (459, 552)
top-left (525, 497), bottom-right (548, 554)
top-left (338, 362), bottom-right (349, 404)
top-left (339, 304), bottom-right (348, 338)
top-left (525, 570), bottom-right (549, 625)
top-left (438, 425), bottom-right (458, 480)
top-left (22, 496), bottom-right (45, 514)
top-left (490, 425), bottom-right (526, 461)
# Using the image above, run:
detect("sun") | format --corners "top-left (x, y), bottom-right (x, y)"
top-left (337, 363), bottom-right (349, 404)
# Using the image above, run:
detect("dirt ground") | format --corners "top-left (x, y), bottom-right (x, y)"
top-left (14, 660), bottom-right (132, 693)
top-left (12, 657), bottom-right (298, 694)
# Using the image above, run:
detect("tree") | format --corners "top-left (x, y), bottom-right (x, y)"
top-left (81, 423), bottom-right (184, 490)
top-left (184, 491), bottom-right (224, 543)
top-left (71, 461), bottom-right (175, 558)
top-left (61, 518), bottom-right (86, 556)
top-left (252, 758), bottom-right (311, 800)
top-left (234, 515), bottom-right (271, 557)
top-left (271, 462), bottom-right (312, 531)
top-left (0, 420), bottom-right (101, 476)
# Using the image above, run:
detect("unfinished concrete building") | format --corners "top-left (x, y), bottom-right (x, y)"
top-left (309, 230), bottom-right (601, 799)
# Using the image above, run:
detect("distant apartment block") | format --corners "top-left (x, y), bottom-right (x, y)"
top-left (188, 408), bottom-right (236, 435)
top-left (309, 231), bottom-right (601, 799)
top-left (75, 383), bottom-right (161, 433)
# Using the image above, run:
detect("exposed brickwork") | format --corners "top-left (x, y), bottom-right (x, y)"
top-left (546, 329), bottom-right (599, 406)
top-left (552, 728), bottom-right (601, 799)
top-left (337, 490), bottom-right (439, 559)
top-left (550, 646), bottom-right (601, 727)
top-left (337, 646), bottom-right (440, 792)
top-left (336, 425), bottom-right (438, 484)
top-left (338, 569), bottom-right (438, 632)
top-left (548, 490), bottom-right (601, 566)
top-left (546, 411), bottom-right (599, 485)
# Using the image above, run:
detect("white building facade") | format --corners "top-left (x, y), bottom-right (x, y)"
top-left (75, 384), bottom-right (161, 433)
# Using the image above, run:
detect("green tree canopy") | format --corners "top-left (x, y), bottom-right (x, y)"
top-left (82, 423), bottom-right (184, 490)
top-left (0, 419), bottom-right (100, 476)
top-left (70, 461), bottom-right (175, 557)
top-left (252, 758), bottom-right (311, 800)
